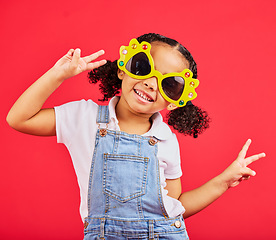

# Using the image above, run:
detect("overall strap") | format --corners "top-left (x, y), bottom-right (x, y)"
top-left (97, 105), bottom-right (110, 124)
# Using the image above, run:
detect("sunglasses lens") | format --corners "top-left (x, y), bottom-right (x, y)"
top-left (162, 76), bottom-right (184, 101)
top-left (125, 52), bottom-right (151, 76)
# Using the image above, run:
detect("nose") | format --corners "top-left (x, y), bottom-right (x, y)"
top-left (142, 77), bottom-right (158, 91)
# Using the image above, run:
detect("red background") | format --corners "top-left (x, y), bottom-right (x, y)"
top-left (1, 0), bottom-right (275, 239)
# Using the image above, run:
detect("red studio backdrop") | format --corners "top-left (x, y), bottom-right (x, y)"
top-left (1, 0), bottom-right (275, 239)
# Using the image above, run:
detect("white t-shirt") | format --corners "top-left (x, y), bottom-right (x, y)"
top-left (54, 96), bottom-right (185, 221)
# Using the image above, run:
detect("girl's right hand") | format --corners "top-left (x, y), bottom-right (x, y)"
top-left (53, 49), bottom-right (107, 80)
top-left (7, 49), bottom-right (106, 136)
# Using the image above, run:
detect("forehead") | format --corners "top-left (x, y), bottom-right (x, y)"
top-left (150, 42), bottom-right (189, 74)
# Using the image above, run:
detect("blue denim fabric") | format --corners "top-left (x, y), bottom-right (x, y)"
top-left (84, 106), bottom-right (189, 240)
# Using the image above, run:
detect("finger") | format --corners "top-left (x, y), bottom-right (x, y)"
top-left (242, 167), bottom-right (256, 177)
top-left (86, 59), bottom-right (107, 71)
top-left (66, 49), bottom-right (74, 57)
top-left (244, 152), bottom-right (266, 166)
top-left (71, 48), bottom-right (81, 67)
top-left (241, 176), bottom-right (250, 181)
top-left (83, 50), bottom-right (105, 63)
top-left (238, 139), bottom-right (252, 159)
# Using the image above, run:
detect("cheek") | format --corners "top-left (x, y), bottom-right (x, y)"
top-left (157, 91), bottom-right (170, 107)
top-left (121, 77), bottom-right (132, 91)
top-left (122, 76), bottom-right (138, 88)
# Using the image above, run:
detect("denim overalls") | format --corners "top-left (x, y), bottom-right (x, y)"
top-left (84, 105), bottom-right (189, 240)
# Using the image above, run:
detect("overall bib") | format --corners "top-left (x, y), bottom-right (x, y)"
top-left (84, 106), bottom-right (189, 240)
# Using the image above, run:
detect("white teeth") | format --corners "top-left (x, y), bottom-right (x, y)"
top-left (135, 89), bottom-right (152, 102)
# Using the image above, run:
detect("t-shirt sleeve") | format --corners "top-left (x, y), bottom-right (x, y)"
top-left (164, 134), bottom-right (182, 179)
top-left (54, 100), bottom-right (98, 146)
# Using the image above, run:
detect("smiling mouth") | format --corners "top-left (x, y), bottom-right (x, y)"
top-left (134, 89), bottom-right (154, 102)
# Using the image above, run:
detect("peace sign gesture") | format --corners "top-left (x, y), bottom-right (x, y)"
top-left (221, 139), bottom-right (266, 188)
top-left (53, 48), bottom-right (107, 80)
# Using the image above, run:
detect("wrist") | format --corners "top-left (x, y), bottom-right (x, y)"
top-left (212, 174), bottom-right (230, 193)
top-left (210, 174), bottom-right (229, 196)
top-left (49, 66), bottom-right (70, 83)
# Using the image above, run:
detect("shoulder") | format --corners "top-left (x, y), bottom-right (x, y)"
top-left (55, 99), bottom-right (98, 113)
top-left (149, 112), bottom-right (176, 141)
top-left (54, 99), bottom-right (99, 128)
top-left (54, 99), bottom-right (100, 145)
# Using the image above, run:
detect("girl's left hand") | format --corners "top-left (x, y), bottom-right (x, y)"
top-left (220, 139), bottom-right (266, 188)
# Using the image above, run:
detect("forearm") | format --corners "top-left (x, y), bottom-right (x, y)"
top-left (180, 174), bottom-right (228, 219)
top-left (7, 67), bottom-right (64, 129)
top-left (7, 48), bottom-right (106, 135)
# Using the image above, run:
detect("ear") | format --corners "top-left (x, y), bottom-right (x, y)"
top-left (117, 69), bottom-right (125, 80)
top-left (167, 103), bottom-right (178, 111)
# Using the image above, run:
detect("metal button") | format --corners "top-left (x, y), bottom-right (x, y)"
top-left (84, 221), bottom-right (88, 229)
top-left (99, 129), bottom-right (107, 137)
top-left (149, 137), bottom-right (158, 146)
top-left (174, 220), bottom-right (181, 228)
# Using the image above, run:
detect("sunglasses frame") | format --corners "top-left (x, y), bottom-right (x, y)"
top-left (117, 38), bottom-right (199, 107)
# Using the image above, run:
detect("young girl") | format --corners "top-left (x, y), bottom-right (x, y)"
top-left (7, 33), bottom-right (265, 240)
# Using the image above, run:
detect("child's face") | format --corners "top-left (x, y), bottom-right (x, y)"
top-left (119, 42), bottom-right (189, 116)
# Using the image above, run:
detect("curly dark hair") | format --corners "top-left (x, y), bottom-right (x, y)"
top-left (88, 33), bottom-right (210, 138)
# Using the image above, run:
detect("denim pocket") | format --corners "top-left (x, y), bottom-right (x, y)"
top-left (103, 153), bottom-right (149, 202)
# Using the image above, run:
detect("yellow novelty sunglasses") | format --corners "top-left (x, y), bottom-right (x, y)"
top-left (117, 38), bottom-right (199, 107)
